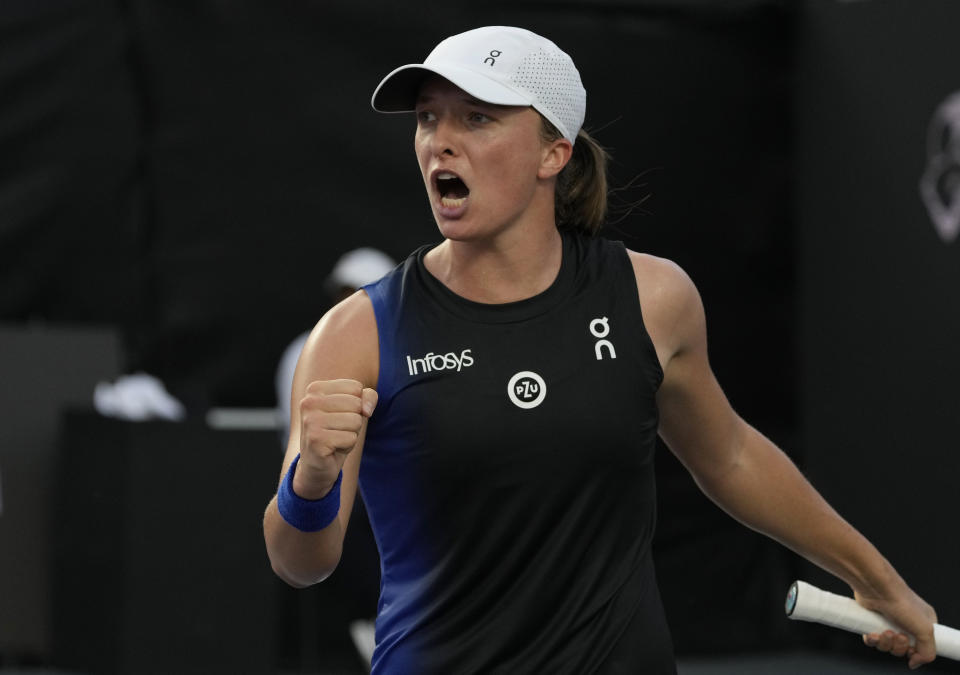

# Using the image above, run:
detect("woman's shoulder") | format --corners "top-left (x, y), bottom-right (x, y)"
top-left (575, 236), bottom-right (700, 315)
top-left (624, 249), bottom-right (705, 357)
top-left (625, 250), bottom-right (698, 302)
top-left (324, 290), bottom-right (378, 335)
top-left (297, 290), bottom-right (379, 389)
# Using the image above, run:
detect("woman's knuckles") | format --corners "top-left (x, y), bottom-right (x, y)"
top-left (300, 392), bottom-right (363, 416)
top-left (304, 379), bottom-right (364, 397)
top-left (303, 427), bottom-right (359, 453)
top-left (302, 412), bottom-right (362, 435)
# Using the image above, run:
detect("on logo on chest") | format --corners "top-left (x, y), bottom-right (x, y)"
top-left (590, 317), bottom-right (617, 360)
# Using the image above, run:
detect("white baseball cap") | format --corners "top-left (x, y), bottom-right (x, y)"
top-left (371, 26), bottom-right (586, 144)
top-left (326, 247), bottom-right (396, 291)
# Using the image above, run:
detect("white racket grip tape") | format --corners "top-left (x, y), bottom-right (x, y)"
top-left (786, 581), bottom-right (960, 661)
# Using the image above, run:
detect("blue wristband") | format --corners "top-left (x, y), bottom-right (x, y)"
top-left (277, 454), bottom-right (342, 532)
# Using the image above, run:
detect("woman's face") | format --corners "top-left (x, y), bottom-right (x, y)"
top-left (414, 76), bottom-right (557, 242)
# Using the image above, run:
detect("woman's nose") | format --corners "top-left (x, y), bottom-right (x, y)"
top-left (431, 117), bottom-right (459, 157)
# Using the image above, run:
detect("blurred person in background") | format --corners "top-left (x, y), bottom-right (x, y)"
top-left (275, 246), bottom-right (395, 670)
top-left (277, 247), bottom-right (397, 448)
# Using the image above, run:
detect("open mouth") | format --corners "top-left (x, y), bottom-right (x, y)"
top-left (435, 171), bottom-right (470, 208)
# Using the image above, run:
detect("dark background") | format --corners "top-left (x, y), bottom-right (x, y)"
top-left (1, 0), bottom-right (957, 672)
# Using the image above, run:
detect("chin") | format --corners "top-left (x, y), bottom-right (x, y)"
top-left (433, 216), bottom-right (486, 242)
top-left (434, 212), bottom-right (517, 244)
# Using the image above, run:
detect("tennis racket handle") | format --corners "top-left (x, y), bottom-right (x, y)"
top-left (785, 581), bottom-right (960, 661)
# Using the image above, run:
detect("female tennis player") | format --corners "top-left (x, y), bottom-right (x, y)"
top-left (263, 26), bottom-right (936, 673)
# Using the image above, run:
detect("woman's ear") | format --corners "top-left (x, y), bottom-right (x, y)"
top-left (538, 138), bottom-right (573, 179)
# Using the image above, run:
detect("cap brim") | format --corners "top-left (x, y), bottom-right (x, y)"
top-left (371, 63), bottom-right (531, 112)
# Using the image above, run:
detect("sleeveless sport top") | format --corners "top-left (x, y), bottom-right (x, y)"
top-left (360, 232), bottom-right (675, 674)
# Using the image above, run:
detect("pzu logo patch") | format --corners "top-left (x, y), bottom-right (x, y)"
top-left (507, 371), bottom-right (546, 409)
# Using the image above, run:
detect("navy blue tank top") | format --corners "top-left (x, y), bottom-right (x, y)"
top-left (360, 232), bottom-right (675, 673)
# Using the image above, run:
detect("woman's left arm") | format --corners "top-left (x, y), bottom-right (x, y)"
top-left (631, 251), bottom-right (937, 669)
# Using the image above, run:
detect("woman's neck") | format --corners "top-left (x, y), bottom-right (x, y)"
top-left (423, 226), bottom-right (563, 304)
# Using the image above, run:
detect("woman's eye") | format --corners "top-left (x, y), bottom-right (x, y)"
top-left (469, 112), bottom-right (491, 123)
top-left (417, 110), bottom-right (436, 123)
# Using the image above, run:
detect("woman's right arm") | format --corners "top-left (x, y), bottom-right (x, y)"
top-left (263, 290), bottom-right (379, 588)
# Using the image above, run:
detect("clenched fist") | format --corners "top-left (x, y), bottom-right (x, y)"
top-left (294, 379), bottom-right (378, 499)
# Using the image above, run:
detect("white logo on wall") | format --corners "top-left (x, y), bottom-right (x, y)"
top-left (919, 91), bottom-right (960, 244)
top-left (507, 371), bottom-right (546, 409)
